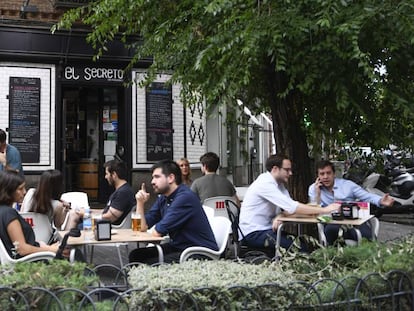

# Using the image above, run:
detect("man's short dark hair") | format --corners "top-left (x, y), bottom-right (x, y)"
top-left (0, 129), bottom-right (6, 143)
top-left (316, 160), bottom-right (336, 174)
top-left (104, 159), bottom-right (128, 180)
top-left (265, 154), bottom-right (289, 172)
top-left (200, 152), bottom-right (219, 172)
top-left (152, 159), bottom-right (182, 185)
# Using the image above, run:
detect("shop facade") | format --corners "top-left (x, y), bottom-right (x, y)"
top-left (0, 21), bottom-right (207, 203)
top-left (0, 1), bottom-right (274, 202)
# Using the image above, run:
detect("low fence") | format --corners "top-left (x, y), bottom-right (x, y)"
top-left (0, 264), bottom-right (413, 310)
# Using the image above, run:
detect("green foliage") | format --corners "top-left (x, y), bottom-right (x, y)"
top-left (54, 0), bottom-right (414, 196)
top-left (127, 234), bottom-right (414, 309)
top-left (0, 260), bottom-right (96, 290)
top-left (0, 261), bottom-right (99, 310)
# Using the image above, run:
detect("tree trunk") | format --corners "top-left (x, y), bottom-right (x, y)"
top-left (265, 71), bottom-right (312, 202)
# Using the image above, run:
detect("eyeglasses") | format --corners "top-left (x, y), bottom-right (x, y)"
top-left (281, 167), bottom-right (293, 173)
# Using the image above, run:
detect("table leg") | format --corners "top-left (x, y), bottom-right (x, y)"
top-left (369, 217), bottom-right (379, 241)
top-left (317, 223), bottom-right (328, 247)
top-left (354, 227), bottom-right (362, 245)
top-left (275, 223), bottom-right (285, 260)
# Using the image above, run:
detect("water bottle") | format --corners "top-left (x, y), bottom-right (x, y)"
top-left (83, 207), bottom-right (92, 240)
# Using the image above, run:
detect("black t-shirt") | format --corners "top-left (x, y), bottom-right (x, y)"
top-left (103, 183), bottom-right (135, 225)
top-left (0, 206), bottom-right (38, 258)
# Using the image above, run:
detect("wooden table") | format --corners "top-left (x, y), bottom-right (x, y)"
top-left (274, 214), bottom-right (377, 258)
top-left (58, 229), bottom-right (165, 246)
top-left (58, 229), bottom-right (166, 265)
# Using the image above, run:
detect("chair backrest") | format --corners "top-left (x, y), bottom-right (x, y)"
top-left (112, 208), bottom-right (133, 229)
top-left (203, 196), bottom-right (239, 219)
top-left (60, 192), bottom-right (90, 210)
top-left (0, 237), bottom-right (14, 264)
top-left (202, 205), bottom-right (215, 220)
top-left (20, 188), bottom-right (36, 213)
top-left (209, 216), bottom-right (232, 254)
top-left (19, 212), bottom-right (54, 244)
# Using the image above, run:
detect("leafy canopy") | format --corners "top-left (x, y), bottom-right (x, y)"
top-left (54, 0), bottom-right (414, 152)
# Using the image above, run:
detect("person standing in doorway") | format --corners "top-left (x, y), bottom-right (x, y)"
top-left (0, 129), bottom-right (23, 177)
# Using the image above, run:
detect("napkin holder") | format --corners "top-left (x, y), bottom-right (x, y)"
top-left (332, 202), bottom-right (360, 220)
top-left (94, 219), bottom-right (112, 241)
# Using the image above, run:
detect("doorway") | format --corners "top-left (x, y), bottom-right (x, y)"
top-left (62, 86), bottom-right (124, 203)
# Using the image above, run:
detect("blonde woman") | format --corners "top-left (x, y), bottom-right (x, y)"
top-left (177, 158), bottom-right (192, 186)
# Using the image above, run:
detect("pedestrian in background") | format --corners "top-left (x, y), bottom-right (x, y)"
top-left (0, 129), bottom-right (23, 177)
top-left (177, 157), bottom-right (192, 186)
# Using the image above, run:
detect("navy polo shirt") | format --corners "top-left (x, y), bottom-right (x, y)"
top-left (145, 184), bottom-right (218, 251)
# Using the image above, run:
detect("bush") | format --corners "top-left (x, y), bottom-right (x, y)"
top-left (127, 234), bottom-right (414, 309)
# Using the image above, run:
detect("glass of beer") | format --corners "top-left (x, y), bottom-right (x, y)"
top-left (92, 214), bottom-right (102, 231)
top-left (131, 212), bottom-right (141, 234)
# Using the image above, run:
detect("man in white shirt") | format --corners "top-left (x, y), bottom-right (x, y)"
top-left (239, 154), bottom-right (340, 251)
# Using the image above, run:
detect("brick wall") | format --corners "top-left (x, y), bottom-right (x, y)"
top-left (0, 0), bottom-right (65, 22)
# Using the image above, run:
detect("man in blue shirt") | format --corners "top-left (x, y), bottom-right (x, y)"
top-left (308, 160), bottom-right (394, 244)
top-left (129, 159), bottom-right (218, 264)
top-left (0, 129), bottom-right (23, 177)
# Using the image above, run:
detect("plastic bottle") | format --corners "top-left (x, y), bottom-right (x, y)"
top-left (83, 207), bottom-right (92, 240)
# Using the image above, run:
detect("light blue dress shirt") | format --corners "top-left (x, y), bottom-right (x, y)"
top-left (308, 178), bottom-right (382, 207)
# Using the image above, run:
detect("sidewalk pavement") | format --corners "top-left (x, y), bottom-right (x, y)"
top-left (378, 218), bottom-right (414, 242)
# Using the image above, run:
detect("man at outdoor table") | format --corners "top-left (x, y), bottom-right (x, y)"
top-left (308, 160), bottom-right (394, 245)
top-left (238, 154), bottom-right (340, 252)
top-left (129, 159), bottom-right (218, 264)
top-left (100, 159), bottom-right (136, 225)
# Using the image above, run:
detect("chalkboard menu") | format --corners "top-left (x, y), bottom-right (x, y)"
top-left (146, 82), bottom-right (173, 161)
top-left (9, 77), bottom-right (40, 163)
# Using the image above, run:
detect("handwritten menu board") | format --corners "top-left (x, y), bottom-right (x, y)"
top-left (146, 82), bottom-right (173, 161)
top-left (9, 77), bottom-right (40, 163)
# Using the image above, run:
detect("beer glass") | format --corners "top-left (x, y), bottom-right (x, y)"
top-left (92, 214), bottom-right (102, 231)
top-left (131, 212), bottom-right (141, 234)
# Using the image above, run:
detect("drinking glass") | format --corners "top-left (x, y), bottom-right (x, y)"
top-left (131, 212), bottom-right (141, 235)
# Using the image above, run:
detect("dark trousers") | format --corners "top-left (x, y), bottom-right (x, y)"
top-left (242, 229), bottom-right (295, 251)
top-left (324, 223), bottom-right (372, 245)
top-left (129, 244), bottom-right (182, 265)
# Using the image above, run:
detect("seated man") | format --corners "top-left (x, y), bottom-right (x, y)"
top-left (191, 152), bottom-right (240, 206)
top-left (129, 159), bottom-right (218, 264)
top-left (101, 159), bottom-right (136, 225)
top-left (308, 160), bottom-right (394, 245)
top-left (239, 154), bottom-right (339, 252)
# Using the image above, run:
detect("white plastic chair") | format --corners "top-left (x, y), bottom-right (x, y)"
top-left (179, 216), bottom-right (232, 263)
top-left (20, 188), bottom-right (36, 212)
top-left (202, 205), bottom-right (215, 220)
top-left (0, 237), bottom-right (55, 265)
top-left (60, 192), bottom-right (90, 210)
top-left (89, 209), bottom-right (133, 267)
top-left (60, 192), bottom-right (90, 230)
top-left (203, 196), bottom-right (239, 220)
top-left (19, 212), bottom-right (56, 244)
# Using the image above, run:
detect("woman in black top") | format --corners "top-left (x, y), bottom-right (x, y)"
top-left (0, 171), bottom-right (58, 258)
